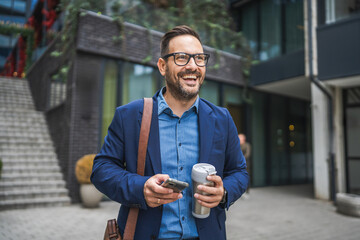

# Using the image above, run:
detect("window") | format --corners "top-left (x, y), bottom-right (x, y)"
top-left (325, 0), bottom-right (360, 24)
top-left (122, 63), bottom-right (159, 104)
top-left (259, 0), bottom-right (282, 60)
top-left (101, 60), bottom-right (119, 143)
top-left (237, 0), bottom-right (304, 61)
top-left (48, 73), bottom-right (67, 109)
top-left (199, 80), bottom-right (220, 105)
top-left (100, 59), bottom-right (159, 144)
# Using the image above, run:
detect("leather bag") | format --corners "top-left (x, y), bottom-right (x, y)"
top-left (103, 98), bottom-right (153, 240)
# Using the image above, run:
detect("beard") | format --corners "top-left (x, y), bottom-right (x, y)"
top-left (165, 68), bottom-right (204, 101)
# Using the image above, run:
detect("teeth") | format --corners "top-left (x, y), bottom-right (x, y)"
top-left (183, 75), bottom-right (197, 79)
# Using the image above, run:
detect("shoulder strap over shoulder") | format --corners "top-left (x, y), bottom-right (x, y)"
top-left (123, 97), bottom-right (153, 240)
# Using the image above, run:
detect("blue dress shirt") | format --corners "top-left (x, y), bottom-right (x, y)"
top-left (157, 88), bottom-right (199, 239)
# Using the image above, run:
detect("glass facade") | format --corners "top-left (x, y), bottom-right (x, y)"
top-left (325, 0), bottom-right (360, 24)
top-left (199, 80), bottom-right (220, 105)
top-left (100, 58), bottom-right (313, 187)
top-left (259, 0), bottom-right (281, 61)
top-left (249, 90), bottom-right (313, 186)
top-left (101, 59), bottom-right (160, 142)
top-left (101, 60), bottom-right (120, 144)
top-left (223, 84), bottom-right (245, 133)
top-left (122, 63), bottom-right (159, 104)
top-left (235, 0), bottom-right (304, 61)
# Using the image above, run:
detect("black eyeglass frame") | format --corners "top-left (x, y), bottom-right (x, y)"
top-left (161, 52), bottom-right (210, 67)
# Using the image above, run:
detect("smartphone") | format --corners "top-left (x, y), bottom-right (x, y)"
top-left (162, 178), bottom-right (189, 193)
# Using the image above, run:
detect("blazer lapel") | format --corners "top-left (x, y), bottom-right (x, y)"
top-left (198, 100), bottom-right (215, 163)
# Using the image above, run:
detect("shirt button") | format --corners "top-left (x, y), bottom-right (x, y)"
top-left (179, 143), bottom-right (182, 146)
top-left (182, 216), bottom-right (185, 221)
top-left (180, 166), bottom-right (183, 171)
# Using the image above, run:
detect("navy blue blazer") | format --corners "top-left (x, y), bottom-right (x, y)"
top-left (91, 91), bottom-right (248, 240)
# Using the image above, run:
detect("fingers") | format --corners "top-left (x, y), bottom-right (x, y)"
top-left (194, 192), bottom-right (222, 208)
top-left (147, 193), bottom-right (183, 208)
top-left (207, 175), bottom-right (223, 187)
top-left (146, 174), bottom-right (173, 194)
top-left (194, 175), bottom-right (224, 208)
top-left (144, 174), bottom-right (183, 208)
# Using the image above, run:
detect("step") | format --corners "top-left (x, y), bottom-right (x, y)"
top-left (0, 95), bottom-right (34, 101)
top-left (1, 165), bottom-right (61, 174)
top-left (0, 172), bottom-right (63, 182)
top-left (0, 136), bottom-right (52, 144)
top-left (0, 145), bottom-right (55, 154)
top-left (0, 138), bottom-right (53, 145)
top-left (0, 179), bottom-right (67, 191)
top-left (0, 77), bottom-right (71, 209)
top-left (0, 131), bottom-right (50, 139)
top-left (1, 160), bottom-right (60, 168)
top-left (1, 152), bottom-right (57, 159)
top-left (0, 196), bottom-right (71, 210)
top-left (0, 141), bottom-right (54, 149)
top-left (0, 124), bottom-right (49, 133)
top-left (1, 160), bottom-right (60, 169)
top-left (0, 80), bottom-right (32, 94)
top-left (0, 132), bottom-right (51, 139)
top-left (0, 116), bottom-right (46, 124)
top-left (0, 122), bottom-right (48, 129)
top-left (0, 100), bottom-right (35, 109)
top-left (0, 108), bottom-right (44, 114)
top-left (0, 113), bottom-right (45, 121)
top-left (0, 188), bottom-right (69, 201)
top-left (0, 107), bottom-right (38, 113)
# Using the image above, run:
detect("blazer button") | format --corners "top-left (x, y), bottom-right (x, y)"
top-left (151, 235), bottom-right (156, 240)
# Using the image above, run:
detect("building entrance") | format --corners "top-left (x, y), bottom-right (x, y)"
top-left (344, 87), bottom-right (360, 194)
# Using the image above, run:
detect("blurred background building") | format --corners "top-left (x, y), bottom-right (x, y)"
top-left (229, 0), bottom-right (360, 201)
top-left (0, 0), bottom-right (359, 204)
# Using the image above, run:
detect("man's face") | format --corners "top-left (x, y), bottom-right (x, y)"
top-left (158, 35), bottom-right (206, 101)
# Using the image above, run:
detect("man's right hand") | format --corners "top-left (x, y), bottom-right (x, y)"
top-left (144, 174), bottom-right (182, 208)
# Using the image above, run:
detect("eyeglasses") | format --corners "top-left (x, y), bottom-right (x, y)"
top-left (162, 52), bottom-right (210, 67)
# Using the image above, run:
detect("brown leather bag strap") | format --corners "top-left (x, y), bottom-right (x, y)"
top-left (136, 98), bottom-right (153, 176)
top-left (123, 98), bottom-right (153, 240)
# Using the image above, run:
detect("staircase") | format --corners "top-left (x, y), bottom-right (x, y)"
top-left (0, 77), bottom-right (71, 210)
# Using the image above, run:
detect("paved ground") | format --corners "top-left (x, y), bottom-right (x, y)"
top-left (0, 184), bottom-right (359, 240)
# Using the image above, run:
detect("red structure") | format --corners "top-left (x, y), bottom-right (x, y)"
top-left (1, 0), bottom-right (60, 77)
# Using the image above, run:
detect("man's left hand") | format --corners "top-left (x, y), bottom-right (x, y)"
top-left (194, 175), bottom-right (224, 208)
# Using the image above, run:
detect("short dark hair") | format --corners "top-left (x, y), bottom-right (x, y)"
top-left (160, 25), bottom-right (202, 57)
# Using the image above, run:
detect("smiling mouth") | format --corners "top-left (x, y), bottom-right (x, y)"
top-left (182, 75), bottom-right (197, 80)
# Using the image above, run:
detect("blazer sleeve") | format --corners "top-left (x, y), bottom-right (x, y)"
top-left (90, 108), bottom-right (150, 210)
top-left (222, 109), bottom-right (249, 209)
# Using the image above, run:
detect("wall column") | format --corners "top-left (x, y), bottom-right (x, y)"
top-left (311, 83), bottom-right (330, 200)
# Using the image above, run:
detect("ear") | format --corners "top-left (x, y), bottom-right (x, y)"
top-left (157, 58), bottom-right (166, 76)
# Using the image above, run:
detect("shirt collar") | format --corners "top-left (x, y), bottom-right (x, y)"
top-left (157, 87), bottom-right (199, 115)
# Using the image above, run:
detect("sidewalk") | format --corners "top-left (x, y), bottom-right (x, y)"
top-left (0, 185), bottom-right (359, 240)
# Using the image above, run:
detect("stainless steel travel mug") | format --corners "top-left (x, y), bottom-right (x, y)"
top-left (191, 163), bottom-right (217, 218)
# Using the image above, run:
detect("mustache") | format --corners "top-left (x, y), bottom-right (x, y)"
top-left (178, 70), bottom-right (201, 78)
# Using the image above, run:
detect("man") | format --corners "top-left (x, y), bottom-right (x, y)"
top-left (238, 133), bottom-right (251, 193)
top-left (91, 25), bottom-right (248, 240)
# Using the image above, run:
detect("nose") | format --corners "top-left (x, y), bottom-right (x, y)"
top-left (185, 56), bottom-right (197, 70)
